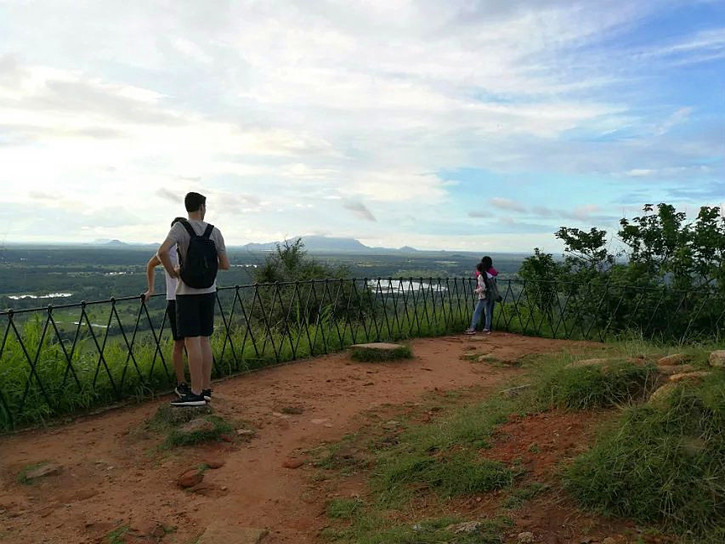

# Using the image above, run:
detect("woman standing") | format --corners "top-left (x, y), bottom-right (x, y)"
top-left (479, 256), bottom-right (498, 333)
top-left (465, 262), bottom-right (487, 334)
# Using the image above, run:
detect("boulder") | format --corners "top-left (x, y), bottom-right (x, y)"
top-left (708, 350), bottom-right (725, 368)
top-left (648, 383), bottom-right (680, 406)
top-left (658, 364), bottom-right (694, 375)
top-left (669, 371), bottom-right (711, 383)
top-left (657, 353), bottom-right (689, 366)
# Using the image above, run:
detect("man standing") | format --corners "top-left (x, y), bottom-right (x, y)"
top-left (143, 217), bottom-right (190, 397)
top-left (157, 192), bottom-right (229, 406)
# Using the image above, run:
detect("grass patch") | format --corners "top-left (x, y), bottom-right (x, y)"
top-left (318, 343), bottom-right (725, 541)
top-left (502, 482), bottom-right (549, 509)
top-left (376, 451), bottom-right (513, 500)
top-left (105, 524), bottom-right (131, 544)
top-left (564, 371), bottom-right (725, 540)
top-left (533, 359), bottom-right (659, 410)
top-left (350, 345), bottom-right (413, 362)
top-left (163, 415), bottom-right (233, 448)
top-left (323, 514), bottom-right (512, 544)
top-left (327, 498), bottom-right (365, 520)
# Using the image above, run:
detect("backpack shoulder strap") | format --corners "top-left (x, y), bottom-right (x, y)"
top-left (179, 220), bottom-right (197, 238)
top-left (202, 224), bottom-right (214, 239)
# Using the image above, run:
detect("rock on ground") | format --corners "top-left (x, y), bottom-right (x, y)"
top-left (657, 364), bottom-right (695, 375)
top-left (669, 371), bottom-right (711, 383)
top-left (709, 350), bottom-right (725, 368)
top-left (657, 353), bottom-right (689, 366)
top-left (649, 383), bottom-right (680, 406)
top-left (181, 418), bottom-right (216, 434)
top-left (22, 463), bottom-right (62, 481)
top-left (152, 404), bottom-right (213, 427)
top-left (198, 522), bottom-right (268, 544)
top-left (177, 468), bottom-right (204, 488)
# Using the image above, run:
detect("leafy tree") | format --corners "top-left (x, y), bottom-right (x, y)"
top-left (518, 248), bottom-right (562, 318)
top-left (249, 239), bottom-right (369, 332)
top-left (253, 238), bottom-right (350, 284)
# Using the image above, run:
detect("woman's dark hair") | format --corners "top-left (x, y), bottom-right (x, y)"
top-left (171, 216), bottom-right (185, 227)
top-left (481, 256), bottom-right (493, 270)
top-left (476, 262), bottom-right (486, 273)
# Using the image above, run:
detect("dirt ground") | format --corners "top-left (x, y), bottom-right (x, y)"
top-left (0, 333), bottom-right (643, 544)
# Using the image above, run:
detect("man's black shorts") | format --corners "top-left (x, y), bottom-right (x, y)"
top-left (176, 293), bottom-right (216, 338)
top-left (165, 300), bottom-right (183, 341)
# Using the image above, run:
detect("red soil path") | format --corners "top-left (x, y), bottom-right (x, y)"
top-left (0, 333), bottom-right (610, 544)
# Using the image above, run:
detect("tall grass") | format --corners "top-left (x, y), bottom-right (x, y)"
top-left (564, 372), bottom-right (725, 540)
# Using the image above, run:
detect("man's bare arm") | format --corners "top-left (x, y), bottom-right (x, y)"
top-left (157, 238), bottom-right (179, 279)
top-left (218, 251), bottom-right (230, 271)
top-left (143, 254), bottom-right (162, 301)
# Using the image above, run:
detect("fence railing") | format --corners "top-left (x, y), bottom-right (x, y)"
top-left (1, 277), bottom-right (723, 431)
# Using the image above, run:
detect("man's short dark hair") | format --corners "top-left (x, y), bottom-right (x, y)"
top-left (185, 192), bottom-right (206, 213)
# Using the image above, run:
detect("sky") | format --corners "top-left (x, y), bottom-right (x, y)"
top-left (0, 0), bottom-right (723, 253)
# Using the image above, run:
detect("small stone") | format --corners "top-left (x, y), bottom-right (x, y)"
top-left (500, 384), bottom-right (532, 398)
top-left (669, 371), bottom-right (711, 383)
top-left (350, 342), bottom-right (405, 350)
top-left (383, 420), bottom-right (399, 428)
top-left (204, 458), bottom-right (225, 469)
top-left (311, 418), bottom-right (329, 425)
top-left (566, 358), bottom-right (610, 368)
top-left (282, 458), bottom-right (304, 469)
top-left (236, 429), bottom-right (255, 437)
top-left (146, 522), bottom-right (167, 539)
top-left (181, 418), bottom-right (216, 434)
top-left (658, 353), bottom-right (689, 366)
top-left (708, 350), bottom-right (725, 368)
top-left (23, 463), bottom-right (62, 481)
top-left (446, 521), bottom-right (480, 534)
top-left (198, 522), bottom-right (268, 544)
top-left (518, 532), bottom-right (535, 543)
top-left (602, 538), bottom-right (617, 544)
top-left (177, 469), bottom-right (204, 488)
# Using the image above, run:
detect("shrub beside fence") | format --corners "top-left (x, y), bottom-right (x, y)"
top-left (1, 277), bottom-right (723, 432)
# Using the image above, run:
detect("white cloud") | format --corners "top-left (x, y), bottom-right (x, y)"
top-left (490, 198), bottom-right (527, 213)
top-left (0, 0), bottom-right (721, 249)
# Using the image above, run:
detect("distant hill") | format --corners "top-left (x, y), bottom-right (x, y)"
top-left (240, 236), bottom-right (421, 254)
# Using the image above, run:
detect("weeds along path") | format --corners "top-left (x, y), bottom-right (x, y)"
top-left (0, 333), bottom-right (598, 544)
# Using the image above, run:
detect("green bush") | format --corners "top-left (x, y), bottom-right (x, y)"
top-left (564, 372), bottom-right (725, 538)
top-left (534, 360), bottom-right (659, 410)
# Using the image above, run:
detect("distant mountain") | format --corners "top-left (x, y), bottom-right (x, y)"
top-left (240, 236), bottom-right (417, 254)
top-left (91, 239), bottom-right (128, 246)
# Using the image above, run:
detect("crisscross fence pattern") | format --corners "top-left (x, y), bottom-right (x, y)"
top-left (1, 277), bottom-right (722, 431)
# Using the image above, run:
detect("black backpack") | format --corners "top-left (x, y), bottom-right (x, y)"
top-left (178, 220), bottom-right (218, 289)
top-left (484, 274), bottom-right (503, 303)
